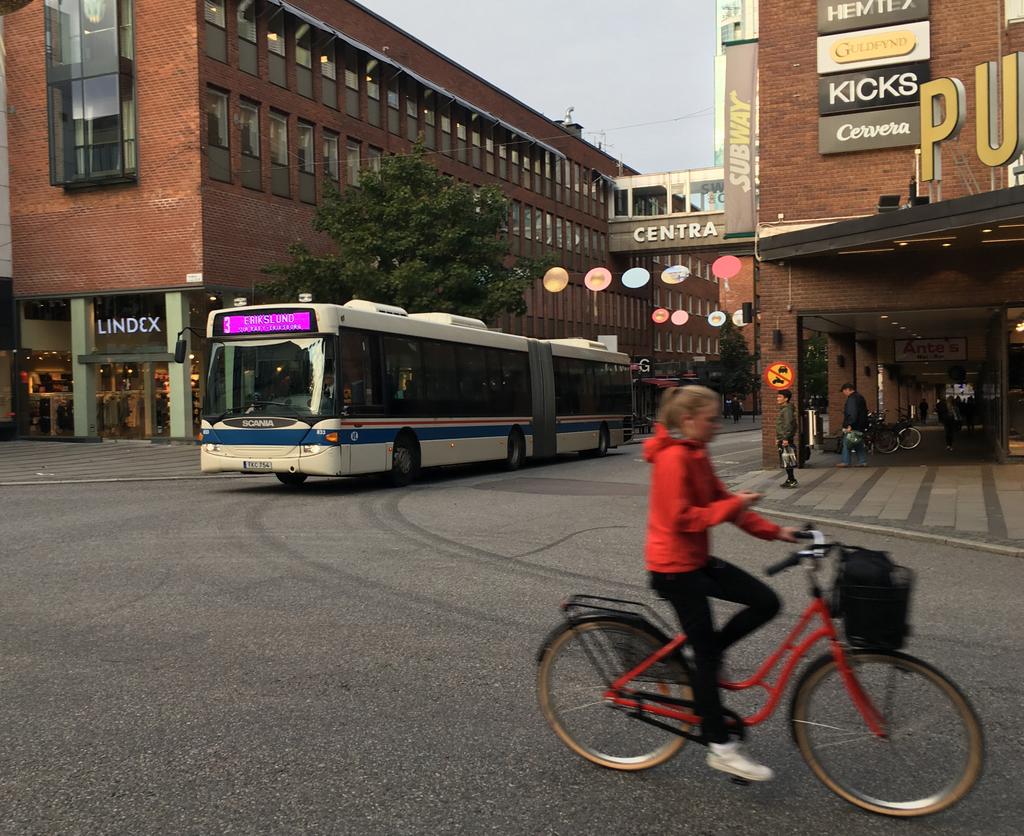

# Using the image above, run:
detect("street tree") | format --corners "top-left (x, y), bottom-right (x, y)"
top-left (718, 318), bottom-right (757, 400)
top-left (262, 144), bottom-right (548, 321)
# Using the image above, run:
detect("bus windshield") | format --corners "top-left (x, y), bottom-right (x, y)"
top-left (204, 337), bottom-right (335, 421)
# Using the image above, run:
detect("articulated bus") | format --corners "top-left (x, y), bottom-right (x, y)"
top-left (196, 300), bottom-right (632, 486)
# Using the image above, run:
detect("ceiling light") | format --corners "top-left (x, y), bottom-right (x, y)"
top-left (838, 247), bottom-right (896, 254)
top-left (942, 242), bottom-right (952, 247)
top-left (897, 241), bottom-right (909, 246)
top-left (997, 223), bottom-right (1024, 228)
top-left (891, 321), bottom-right (899, 324)
top-left (982, 237), bottom-right (1024, 243)
top-left (981, 228), bottom-right (993, 233)
top-left (880, 314), bottom-right (889, 319)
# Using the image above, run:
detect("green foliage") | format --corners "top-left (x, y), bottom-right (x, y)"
top-left (262, 145), bottom-right (549, 321)
top-left (802, 332), bottom-right (828, 401)
top-left (718, 319), bottom-right (757, 398)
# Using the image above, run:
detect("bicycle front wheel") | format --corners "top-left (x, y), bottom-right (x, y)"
top-left (537, 618), bottom-right (692, 770)
top-left (898, 426), bottom-right (922, 449)
top-left (791, 650), bottom-right (983, 817)
top-left (874, 429), bottom-right (899, 454)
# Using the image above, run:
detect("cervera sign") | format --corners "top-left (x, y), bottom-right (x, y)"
top-left (819, 106), bottom-right (920, 153)
top-left (895, 338), bottom-right (966, 361)
top-left (818, 0), bottom-right (929, 36)
top-left (817, 20), bottom-right (930, 74)
top-left (819, 62), bottom-right (929, 115)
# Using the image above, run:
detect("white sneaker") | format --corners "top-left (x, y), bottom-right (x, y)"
top-left (707, 741), bottom-right (774, 782)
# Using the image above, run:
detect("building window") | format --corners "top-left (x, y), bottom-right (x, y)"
top-left (366, 145), bottom-right (382, 171)
top-left (267, 9), bottom-right (286, 87)
top-left (204, 0), bottom-right (226, 62)
top-left (269, 111), bottom-right (289, 197)
top-left (655, 331), bottom-right (662, 351)
top-left (205, 87), bottom-right (230, 182)
top-left (422, 89), bottom-right (436, 149)
top-left (365, 58), bottom-right (381, 126)
top-left (295, 22), bottom-right (313, 97)
top-left (387, 75), bottom-right (400, 134)
top-left (346, 140), bottom-right (361, 186)
top-left (239, 100), bottom-right (260, 190)
top-left (524, 205), bottom-right (533, 241)
top-left (298, 121), bottom-right (315, 203)
top-left (470, 113), bottom-right (481, 168)
top-left (509, 138), bottom-right (519, 184)
top-left (521, 147), bottom-right (531, 190)
top-left (556, 216), bottom-right (563, 249)
top-left (45, 0), bottom-right (138, 187)
top-left (237, 0), bottom-right (258, 75)
top-left (320, 38), bottom-right (337, 109)
top-left (633, 185), bottom-right (667, 216)
top-left (323, 131), bottom-right (340, 184)
top-left (678, 334), bottom-right (684, 352)
top-left (455, 112), bottom-right (467, 163)
top-left (344, 46), bottom-right (360, 118)
top-left (511, 201), bottom-right (520, 238)
top-left (405, 78), bottom-right (419, 142)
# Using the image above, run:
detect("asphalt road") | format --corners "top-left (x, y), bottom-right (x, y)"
top-left (1, 435), bottom-right (1020, 834)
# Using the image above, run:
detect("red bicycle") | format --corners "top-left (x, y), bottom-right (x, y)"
top-left (536, 530), bottom-right (984, 817)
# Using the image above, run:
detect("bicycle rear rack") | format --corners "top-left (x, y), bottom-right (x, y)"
top-left (561, 593), bottom-right (677, 637)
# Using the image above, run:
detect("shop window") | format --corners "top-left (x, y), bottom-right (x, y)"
top-left (205, 87), bottom-right (230, 182)
top-left (344, 46), bottom-right (360, 118)
top-left (632, 185), bottom-right (667, 216)
top-left (269, 110), bottom-right (289, 197)
top-left (204, 0), bottom-right (226, 62)
top-left (237, 0), bottom-right (258, 75)
top-left (45, 0), bottom-right (138, 187)
top-left (346, 139), bottom-right (361, 186)
top-left (323, 131), bottom-right (340, 186)
top-left (298, 121), bottom-right (315, 204)
top-left (320, 38), bottom-right (337, 109)
top-left (267, 9), bottom-right (286, 87)
top-left (295, 22), bottom-right (313, 98)
top-left (239, 99), bottom-right (260, 190)
top-left (365, 58), bottom-right (381, 126)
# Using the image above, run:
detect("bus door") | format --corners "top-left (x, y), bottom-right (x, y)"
top-left (339, 330), bottom-right (388, 474)
top-left (529, 340), bottom-right (556, 458)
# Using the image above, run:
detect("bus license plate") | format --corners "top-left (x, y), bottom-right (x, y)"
top-left (243, 460), bottom-right (273, 471)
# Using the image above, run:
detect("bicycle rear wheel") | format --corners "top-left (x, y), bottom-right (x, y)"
top-left (537, 618), bottom-right (692, 770)
top-left (898, 426), bottom-right (922, 449)
top-left (873, 428), bottom-right (899, 454)
top-left (791, 650), bottom-right (983, 817)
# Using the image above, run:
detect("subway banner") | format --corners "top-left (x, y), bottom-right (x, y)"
top-left (724, 40), bottom-right (757, 238)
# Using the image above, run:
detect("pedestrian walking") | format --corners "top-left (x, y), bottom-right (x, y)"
top-left (918, 398), bottom-right (929, 425)
top-left (938, 395), bottom-right (961, 451)
top-left (775, 389), bottom-right (798, 488)
top-left (731, 397), bottom-right (743, 423)
top-left (837, 382), bottom-right (868, 467)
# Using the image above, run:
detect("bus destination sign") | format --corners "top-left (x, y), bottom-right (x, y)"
top-left (216, 309), bottom-right (316, 335)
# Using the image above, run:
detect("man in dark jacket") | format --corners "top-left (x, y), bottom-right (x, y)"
top-left (839, 382), bottom-right (868, 467)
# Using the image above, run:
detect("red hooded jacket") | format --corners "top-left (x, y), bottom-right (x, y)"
top-left (644, 424), bottom-right (781, 573)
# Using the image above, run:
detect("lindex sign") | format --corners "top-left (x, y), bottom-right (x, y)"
top-left (818, 0), bottom-right (929, 35)
top-left (819, 62), bottom-right (929, 115)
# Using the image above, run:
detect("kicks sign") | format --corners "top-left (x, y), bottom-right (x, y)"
top-left (895, 338), bottom-right (966, 361)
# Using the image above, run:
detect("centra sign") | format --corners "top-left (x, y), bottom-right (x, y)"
top-left (920, 52), bottom-right (1024, 181)
top-left (96, 316), bottom-right (161, 335)
top-left (632, 221), bottom-right (719, 244)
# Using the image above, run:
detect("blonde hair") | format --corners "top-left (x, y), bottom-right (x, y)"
top-left (656, 385), bottom-right (719, 430)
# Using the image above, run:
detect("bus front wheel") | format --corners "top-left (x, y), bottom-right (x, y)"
top-left (276, 472), bottom-right (308, 487)
top-left (581, 425), bottom-right (610, 458)
top-left (390, 434), bottom-right (421, 487)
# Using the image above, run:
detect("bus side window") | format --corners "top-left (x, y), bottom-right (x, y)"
top-left (340, 331), bottom-right (383, 413)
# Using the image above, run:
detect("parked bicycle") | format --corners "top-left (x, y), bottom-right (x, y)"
top-left (862, 412), bottom-right (896, 454)
top-left (536, 530), bottom-right (983, 817)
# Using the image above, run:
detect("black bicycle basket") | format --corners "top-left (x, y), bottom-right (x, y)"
top-left (833, 548), bottom-right (913, 650)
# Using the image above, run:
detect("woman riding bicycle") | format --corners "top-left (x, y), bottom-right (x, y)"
top-left (645, 386), bottom-right (797, 782)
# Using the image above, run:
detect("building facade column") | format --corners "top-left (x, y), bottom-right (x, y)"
top-left (855, 341), bottom-right (879, 414)
top-left (70, 297), bottom-right (97, 438)
top-left (165, 291), bottom-right (192, 440)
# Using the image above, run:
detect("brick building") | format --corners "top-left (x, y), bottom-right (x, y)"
top-left (3, 0), bottom-right (637, 441)
top-left (757, 0), bottom-right (1024, 465)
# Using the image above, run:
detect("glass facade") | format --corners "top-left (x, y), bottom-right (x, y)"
top-left (45, 0), bottom-right (137, 187)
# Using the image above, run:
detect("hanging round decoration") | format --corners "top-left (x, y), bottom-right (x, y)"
top-left (708, 310), bottom-right (728, 327)
top-left (584, 267), bottom-right (612, 292)
top-left (651, 308), bottom-right (670, 324)
top-left (712, 255), bottom-right (742, 280)
top-left (670, 310), bottom-right (689, 326)
top-left (622, 267), bottom-right (651, 289)
top-left (542, 267), bottom-right (569, 293)
top-left (732, 310), bottom-right (746, 326)
top-left (661, 265), bottom-right (690, 284)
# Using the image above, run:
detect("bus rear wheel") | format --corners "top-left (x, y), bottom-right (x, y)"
top-left (276, 472), bottom-right (308, 487)
top-left (390, 433), bottom-right (420, 487)
top-left (505, 428), bottom-right (526, 471)
top-left (581, 425), bottom-right (610, 458)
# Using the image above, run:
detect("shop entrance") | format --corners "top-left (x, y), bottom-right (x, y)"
top-left (95, 361), bottom-right (170, 439)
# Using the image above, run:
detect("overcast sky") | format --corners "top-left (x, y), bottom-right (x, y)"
top-left (356, 0), bottom-right (718, 174)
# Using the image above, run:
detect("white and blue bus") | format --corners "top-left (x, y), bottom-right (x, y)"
top-left (194, 300), bottom-right (632, 486)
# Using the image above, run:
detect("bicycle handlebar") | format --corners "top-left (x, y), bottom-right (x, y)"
top-left (765, 528), bottom-right (831, 576)
top-left (765, 553), bottom-right (801, 576)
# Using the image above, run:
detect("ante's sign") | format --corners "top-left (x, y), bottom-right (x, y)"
top-left (920, 52), bottom-right (1024, 181)
top-left (817, 21), bottom-right (930, 74)
top-left (819, 106), bottom-right (920, 153)
top-left (96, 316), bottom-right (161, 335)
top-left (817, 0), bottom-right (929, 36)
top-left (895, 338), bottom-right (966, 361)
top-left (819, 62), bottom-right (929, 115)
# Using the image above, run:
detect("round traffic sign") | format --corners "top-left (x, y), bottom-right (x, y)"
top-left (764, 362), bottom-right (795, 390)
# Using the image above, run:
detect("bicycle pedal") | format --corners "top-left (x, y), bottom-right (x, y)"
top-left (730, 776), bottom-right (751, 787)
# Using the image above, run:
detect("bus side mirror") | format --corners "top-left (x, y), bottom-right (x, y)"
top-left (173, 339), bottom-right (188, 364)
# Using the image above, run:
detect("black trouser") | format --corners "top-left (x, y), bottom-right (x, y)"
top-left (650, 560), bottom-right (780, 743)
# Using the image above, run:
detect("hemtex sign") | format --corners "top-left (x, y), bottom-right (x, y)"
top-left (96, 316), bottom-right (162, 335)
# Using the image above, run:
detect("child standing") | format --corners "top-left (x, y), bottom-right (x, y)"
top-left (644, 386), bottom-right (797, 782)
